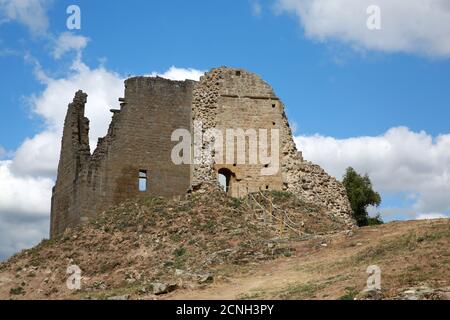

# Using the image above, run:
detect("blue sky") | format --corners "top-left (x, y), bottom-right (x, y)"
top-left (0, 0), bottom-right (449, 260)
top-left (2, 0), bottom-right (450, 147)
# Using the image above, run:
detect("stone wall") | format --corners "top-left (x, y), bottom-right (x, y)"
top-left (191, 68), bottom-right (222, 185)
top-left (192, 67), bottom-right (354, 226)
top-left (51, 67), bottom-right (355, 237)
top-left (192, 68), bottom-right (284, 197)
top-left (51, 78), bottom-right (194, 237)
top-left (50, 91), bottom-right (91, 237)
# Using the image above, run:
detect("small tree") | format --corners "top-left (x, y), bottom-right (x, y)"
top-left (343, 167), bottom-right (382, 227)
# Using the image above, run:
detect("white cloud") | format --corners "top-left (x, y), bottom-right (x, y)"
top-left (0, 161), bottom-right (52, 216)
top-left (149, 66), bottom-right (204, 81)
top-left (11, 63), bottom-right (204, 179)
top-left (0, 213), bottom-right (49, 261)
top-left (0, 160), bottom-right (53, 260)
top-left (52, 32), bottom-right (89, 59)
top-left (24, 52), bottom-right (52, 83)
top-left (275, 0), bottom-right (450, 58)
top-left (10, 131), bottom-right (59, 177)
top-left (0, 215), bottom-right (48, 261)
top-left (0, 60), bottom-right (204, 261)
top-left (0, 59), bottom-right (123, 260)
top-left (29, 59), bottom-right (125, 149)
top-left (8, 57), bottom-right (124, 179)
top-left (295, 127), bottom-right (450, 220)
top-left (0, 145), bottom-right (13, 160)
top-left (0, 0), bottom-right (51, 35)
top-left (251, 0), bottom-right (262, 17)
top-left (416, 213), bottom-right (448, 220)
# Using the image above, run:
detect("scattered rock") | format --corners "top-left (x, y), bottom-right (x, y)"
top-left (174, 269), bottom-right (214, 284)
top-left (152, 282), bottom-right (178, 295)
top-left (0, 275), bottom-right (12, 286)
top-left (355, 288), bottom-right (383, 300)
top-left (174, 269), bottom-right (185, 277)
top-left (198, 274), bottom-right (214, 284)
top-left (395, 286), bottom-right (450, 300)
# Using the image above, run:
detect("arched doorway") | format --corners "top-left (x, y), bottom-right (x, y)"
top-left (218, 168), bottom-right (233, 194)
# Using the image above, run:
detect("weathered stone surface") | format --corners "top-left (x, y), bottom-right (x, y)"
top-left (152, 282), bottom-right (178, 295)
top-left (51, 79), bottom-right (194, 237)
top-left (355, 288), bottom-right (383, 300)
top-left (191, 67), bottom-right (354, 227)
top-left (51, 66), bottom-right (355, 237)
top-left (394, 286), bottom-right (450, 300)
top-left (174, 269), bottom-right (214, 284)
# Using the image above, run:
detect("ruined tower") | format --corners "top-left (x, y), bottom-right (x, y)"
top-left (50, 67), bottom-right (354, 237)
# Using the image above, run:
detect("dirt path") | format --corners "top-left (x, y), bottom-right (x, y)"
top-left (166, 219), bottom-right (450, 300)
top-left (166, 234), bottom-right (365, 300)
top-left (1, 219), bottom-right (448, 300)
top-left (167, 257), bottom-right (304, 300)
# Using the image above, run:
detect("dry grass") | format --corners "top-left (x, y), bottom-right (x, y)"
top-left (0, 188), bottom-right (350, 300)
top-left (1, 187), bottom-right (448, 300)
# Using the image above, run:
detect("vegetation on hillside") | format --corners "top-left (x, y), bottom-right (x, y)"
top-left (0, 187), bottom-right (348, 300)
top-left (343, 167), bottom-right (383, 227)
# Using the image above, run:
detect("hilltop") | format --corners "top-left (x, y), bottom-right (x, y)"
top-left (0, 187), bottom-right (448, 300)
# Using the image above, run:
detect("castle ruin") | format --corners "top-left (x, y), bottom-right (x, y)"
top-left (50, 67), bottom-right (354, 237)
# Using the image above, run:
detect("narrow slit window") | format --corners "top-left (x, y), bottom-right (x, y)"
top-left (139, 170), bottom-right (147, 192)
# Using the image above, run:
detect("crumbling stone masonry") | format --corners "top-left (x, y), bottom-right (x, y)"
top-left (50, 67), bottom-right (354, 237)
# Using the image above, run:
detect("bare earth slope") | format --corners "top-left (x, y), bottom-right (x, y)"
top-left (0, 188), bottom-right (448, 300)
top-left (169, 219), bottom-right (449, 300)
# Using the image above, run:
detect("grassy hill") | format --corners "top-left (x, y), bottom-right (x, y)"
top-left (0, 187), bottom-right (448, 300)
